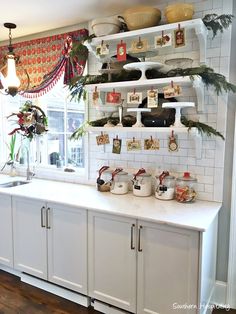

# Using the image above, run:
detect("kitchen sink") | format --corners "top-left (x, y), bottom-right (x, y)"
top-left (0, 180), bottom-right (30, 188)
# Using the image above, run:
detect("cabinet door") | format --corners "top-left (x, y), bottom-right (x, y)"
top-left (137, 221), bottom-right (199, 314)
top-left (47, 203), bottom-right (87, 294)
top-left (0, 194), bottom-right (13, 267)
top-left (12, 197), bottom-right (47, 279)
top-left (88, 211), bottom-right (137, 313)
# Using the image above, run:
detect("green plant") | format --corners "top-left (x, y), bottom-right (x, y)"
top-left (8, 134), bottom-right (17, 161)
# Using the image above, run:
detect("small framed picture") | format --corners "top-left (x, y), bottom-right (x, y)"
top-left (155, 33), bottom-right (172, 48)
top-left (127, 92), bottom-right (142, 105)
top-left (163, 84), bottom-right (182, 98)
top-left (147, 89), bottom-right (158, 108)
top-left (96, 133), bottom-right (110, 146)
top-left (174, 28), bottom-right (186, 48)
top-left (112, 138), bottom-right (122, 154)
top-left (92, 90), bottom-right (100, 105)
top-left (126, 139), bottom-right (141, 151)
top-left (106, 91), bottom-right (121, 104)
top-left (144, 138), bottom-right (160, 150)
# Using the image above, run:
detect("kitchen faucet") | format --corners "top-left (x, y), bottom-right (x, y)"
top-left (26, 148), bottom-right (35, 180)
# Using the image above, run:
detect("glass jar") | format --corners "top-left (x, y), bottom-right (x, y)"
top-left (175, 172), bottom-right (197, 203)
top-left (155, 174), bottom-right (175, 200)
top-left (133, 172), bottom-right (152, 197)
top-left (110, 171), bottom-right (130, 195)
top-left (97, 166), bottom-right (112, 192)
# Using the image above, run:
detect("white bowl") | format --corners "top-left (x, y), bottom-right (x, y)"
top-left (91, 17), bottom-right (121, 37)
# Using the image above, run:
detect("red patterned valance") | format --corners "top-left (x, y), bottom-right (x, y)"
top-left (0, 28), bottom-right (88, 98)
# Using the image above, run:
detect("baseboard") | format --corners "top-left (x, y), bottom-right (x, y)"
top-left (212, 281), bottom-right (228, 307)
top-left (21, 273), bottom-right (90, 308)
top-left (0, 264), bottom-right (21, 277)
top-left (93, 300), bottom-right (129, 314)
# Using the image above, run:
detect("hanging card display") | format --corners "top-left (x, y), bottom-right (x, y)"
top-left (147, 89), bottom-right (158, 108)
top-left (155, 32), bottom-right (172, 48)
top-left (96, 133), bottom-right (110, 146)
top-left (112, 136), bottom-right (122, 154)
top-left (144, 137), bottom-right (160, 150)
top-left (127, 91), bottom-right (143, 105)
top-left (96, 41), bottom-right (110, 56)
top-left (130, 37), bottom-right (148, 53)
top-left (168, 130), bottom-right (178, 152)
top-left (92, 86), bottom-right (100, 105)
top-left (126, 138), bottom-right (141, 151)
top-left (106, 90), bottom-right (122, 104)
top-left (117, 40), bottom-right (127, 61)
top-left (163, 82), bottom-right (182, 98)
top-left (174, 25), bottom-right (186, 48)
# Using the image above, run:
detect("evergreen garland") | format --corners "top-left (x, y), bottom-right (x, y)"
top-left (181, 116), bottom-right (224, 140)
top-left (70, 116), bottom-right (224, 140)
top-left (202, 14), bottom-right (234, 38)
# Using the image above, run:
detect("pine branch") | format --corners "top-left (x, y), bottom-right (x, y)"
top-left (202, 14), bottom-right (234, 38)
top-left (181, 116), bottom-right (224, 140)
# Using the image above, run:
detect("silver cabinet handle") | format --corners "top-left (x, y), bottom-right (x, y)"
top-left (46, 207), bottom-right (51, 229)
top-left (138, 225), bottom-right (143, 252)
top-left (41, 206), bottom-right (46, 228)
top-left (131, 224), bottom-right (135, 250)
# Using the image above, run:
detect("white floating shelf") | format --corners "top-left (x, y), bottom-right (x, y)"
top-left (87, 18), bottom-right (208, 64)
top-left (87, 126), bottom-right (202, 159)
top-left (85, 75), bottom-right (204, 112)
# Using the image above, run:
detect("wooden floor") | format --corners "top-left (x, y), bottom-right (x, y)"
top-left (0, 270), bottom-right (235, 314)
top-left (0, 270), bottom-right (101, 314)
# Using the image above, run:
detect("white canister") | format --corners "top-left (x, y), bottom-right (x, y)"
top-left (155, 174), bottom-right (175, 200)
top-left (110, 171), bottom-right (130, 195)
top-left (133, 172), bottom-right (152, 197)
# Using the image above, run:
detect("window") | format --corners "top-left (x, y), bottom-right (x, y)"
top-left (0, 76), bottom-right (86, 175)
top-left (39, 78), bottom-right (85, 170)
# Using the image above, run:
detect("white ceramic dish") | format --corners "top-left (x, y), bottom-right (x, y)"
top-left (91, 17), bottom-right (121, 37)
top-left (123, 61), bottom-right (163, 80)
top-left (162, 102), bottom-right (195, 127)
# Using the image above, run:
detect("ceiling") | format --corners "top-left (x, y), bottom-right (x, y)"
top-left (0, 0), bottom-right (159, 42)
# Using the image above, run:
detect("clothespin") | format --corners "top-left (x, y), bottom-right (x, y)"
top-left (150, 135), bottom-right (153, 143)
top-left (171, 80), bottom-right (174, 88)
top-left (133, 137), bottom-right (135, 143)
top-left (116, 135), bottom-right (118, 140)
top-left (133, 88), bottom-right (136, 94)
top-left (178, 23), bottom-right (181, 31)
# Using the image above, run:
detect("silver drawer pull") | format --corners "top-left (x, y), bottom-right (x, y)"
top-left (46, 207), bottom-right (51, 229)
top-left (138, 225), bottom-right (143, 252)
top-left (131, 224), bottom-right (135, 250)
top-left (41, 206), bottom-right (46, 228)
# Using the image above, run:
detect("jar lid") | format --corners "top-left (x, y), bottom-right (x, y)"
top-left (164, 175), bottom-right (175, 180)
top-left (116, 171), bottom-right (128, 176)
top-left (177, 172), bottom-right (197, 182)
top-left (136, 173), bottom-right (152, 177)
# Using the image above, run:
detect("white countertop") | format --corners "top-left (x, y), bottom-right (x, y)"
top-left (0, 175), bottom-right (222, 232)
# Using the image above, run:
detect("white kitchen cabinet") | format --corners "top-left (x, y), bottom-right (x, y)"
top-left (137, 221), bottom-right (199, 314)
top-left (88, 211), bottom-right (217, 314)
top-left (13, 197), bottom-right (47, 279)
top-left (0, 194), bottom-right (13, 267)
top-left (88, 211), bottom-right (137, 313)
top-left (47, 202), bottom-right (87, 294)
top-left (12, 197), bottom-right (87, 294)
